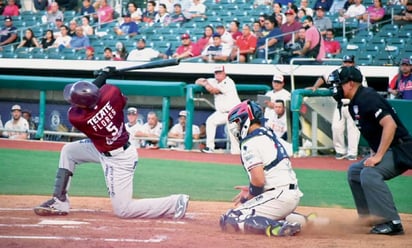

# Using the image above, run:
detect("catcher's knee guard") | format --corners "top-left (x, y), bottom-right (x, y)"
top-left (220, 209), bottom-right (242, 233)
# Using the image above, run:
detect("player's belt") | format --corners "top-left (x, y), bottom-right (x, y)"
top-left (102, 141), bottom-right (131, 157)
top-left (266, 184), bottom-right (298, 191)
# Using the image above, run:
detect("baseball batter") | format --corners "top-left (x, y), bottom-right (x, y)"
top-left (34, 68), bottom-right (189, 219)
top-left (220, 100), bottom-right (304, 237)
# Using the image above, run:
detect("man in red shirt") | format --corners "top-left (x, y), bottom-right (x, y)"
top-left (172, 33), bottom-right (201, 59)
top-left (34, 65), bottom-right (190, 220)
top-left (280, 9), bottom-right (302, 45)
top-left (231, 24), bottom-right (257, 63)
top-left (323, 28), bottom-right (341, 57)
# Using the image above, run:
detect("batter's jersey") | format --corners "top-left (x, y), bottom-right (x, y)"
top-left (349, 86), bottom-right (410, 152)
top-left (240, 127), bottom-right (298, 191)
top-left (207, 76), bottom-right (241, 113)
top-left (68, 84), bottom-right (129, 153)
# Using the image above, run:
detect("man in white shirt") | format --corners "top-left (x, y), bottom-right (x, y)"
top-left (125, 107), bottom-right (144, 148)
top-left (127, 38), bottom-right (167, 61)
top-left (3, 104), bottom-right (29, 140)
top-left (135, 111), bottom-right (163, 148)
top-left (263, 74), bottom-right (291, 134)
top-left (195, 65), bottom-right (241, 154)
top-left (340, 0), bottom-right (366, 22)
top-left (168, 110), bottom-right (200, 149)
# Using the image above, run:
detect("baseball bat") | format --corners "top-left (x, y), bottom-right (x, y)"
top-left (116, 58), bottom-right (180, 73)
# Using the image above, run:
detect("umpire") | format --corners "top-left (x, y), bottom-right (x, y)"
top-left (331, 66), bottom-right (411, 235)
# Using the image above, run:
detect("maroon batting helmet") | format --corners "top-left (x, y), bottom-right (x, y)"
top-left (63, 81), bottom-right (100, 108)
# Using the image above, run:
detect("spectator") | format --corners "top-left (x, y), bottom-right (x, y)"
top-left (47, 2), bottom-right (64, 25)
top-left (299, 0), bottom-right (314, 17)
top-left (195, 25), bottom-right (214, 52)
top-left (270, 99), bottom-right (289, 140)
top-left (262, 74), bottom-right (291, 138)
top-left (359, 0), bottom-right (385, 26)
top-left (280, 27), bottom-right (306, 64)
top-left (168, 110), bottom-right (200, 149)
top-left (79, 0), bottom-right (96, 17)
top-left (229, 20), bottom-right (242, 41)
top-left (56, 0), bottom-right (77, 11)
top-left (84, 45), bottom-right (94, 59)
top-left (96, 0), bottom-right (114, 25)
top-left (3, 105), bottom-right (29, 140)
top-left (0, 16), bottom-right (17, 47)
top-left (313, 0), bottom-right (333, 11)
top-left (280, 9), bottom-right (303, 45)
top-left (142, 0), bottom-right (157, 25)
top-left (52, 25), bottom-right (71, 49)
top-left (114, 41), bottom-right (128, 60)
top-left (81, 16), bottom-right (94, 36)
top-left (313, 6), bottom-right (332, 36)
top-left (187, 0), bottom-right (206, 19)
top-left (393, 0), bottom-right (412, 25)
top-left (215, 24), bottom-right (234, 46)
top-left (271, 3), bottom-right (286, 25)
top-left (2, 0), bottom-right (19, 16)
top-left (195, 65), bottom-right (241, 154)
top-left (154, 3), bottom-right (169, 25)
top-left (22, 109), bottom-right (37, 139)
top-left (172, 33), bottom-right (200, 59)
top-left (388, 58), bottom-right (412, 100)
top-left (293, 15), bottom-right (325, 63)
top-left (253, 0), bottom-right (272, 9)
top-left (52, 18), bottom-right (64, 37)
top-left (201, 33), bottom-right (232, 62)
top-left (68, 20), bottom-right (78, 36)
top-left (34, 0), bottom-right (48, 11)
top-left (255, 16), bottom-right (283, 60)
top-left (166, 3), bottom-right (186, 25)
top-left (309, 55), bottom-right (367, 160)
top-left (127, 38), bottom-right (167, 61)
top-left (125, 107), bottom-right (143, 148)
top-left (69, 26), bottom-right (90, 49)
top-left (126, 1), bottom-right (142, 23)
top-left (17, 28), bottom-right (41, 48)
top-left (103, 46), bottom-right (122, 60)
top-left (160, 0), bottom-right (175, 13)
top-left (340, 0), bottom-right (366, 22)
top-left (252, 20), bottom-right (264, 39)
top-left (297, 8), bottom-right (307, 22)
top-left (114, 13), bottom-right (139, 37)
top-left (329, 0), bottom-right (348, 14)
top-left (323, 28), bottom-right (341, 56)
top-left (230, 24), bottom-right (257, 63)
top-left (41, 29), bottom-right (56, 49)
top-left (135, 111), bottom-right (163, 148)
top-left (257, 14), bottom-right (268, 30)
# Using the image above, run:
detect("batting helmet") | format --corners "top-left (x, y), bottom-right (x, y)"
top-left (63, 81), bottom-right (100, 108)
top-left (227, 100), bottom-right (263, 142)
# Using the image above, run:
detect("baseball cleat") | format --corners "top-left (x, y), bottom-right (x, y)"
top-left (370, 221), bottom-right (404, 235)
top-left (173, 194), bottom-right (190, 220)
top-left (34, 197), bottom-right (70, 216)
top-left (266, 222), bottom-right (301, 237)
top-left (201, 147), bottom-right (214, 153)
top-left (335, 153), bottom-right (347, 160)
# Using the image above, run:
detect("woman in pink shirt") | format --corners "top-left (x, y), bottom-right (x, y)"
top-left (361, 0), bottom-right (385, 24)
top-left (195, 25), bottom-right (214, 52)
top-left (2, 0), bottom-right (19, 16)
top-left (97, 0), bottom-right (114, 24)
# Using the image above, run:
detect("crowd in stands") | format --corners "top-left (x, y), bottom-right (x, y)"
top-left (0, 0), bottom-right (410, 63)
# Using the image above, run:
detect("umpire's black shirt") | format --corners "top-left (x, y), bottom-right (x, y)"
top-left (348, 86), bottom-right (410, 152)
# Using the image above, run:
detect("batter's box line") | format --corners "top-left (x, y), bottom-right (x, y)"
top-left (0, 207), bottom-right (110, 213)
top-left (0, 235), bottom-right (168, 243)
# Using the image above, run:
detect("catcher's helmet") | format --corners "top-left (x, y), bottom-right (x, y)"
top-left (227, 100), bottom-right (263, 142)
top-left (63, 81), bottom-right (100, 108)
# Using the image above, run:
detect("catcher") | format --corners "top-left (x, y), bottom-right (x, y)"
top-left (219, 100), bottom-right (306, 236)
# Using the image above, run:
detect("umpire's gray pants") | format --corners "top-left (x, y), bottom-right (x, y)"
top-left (347, 150), bottom-right (408, 221)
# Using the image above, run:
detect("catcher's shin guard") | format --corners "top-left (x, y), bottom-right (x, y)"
top-left (244, 216), bottom-right (282, 234)
top-left (220, 209), bottom-right (242, 233)
top-left (53, 168), bottom-right (73, 201)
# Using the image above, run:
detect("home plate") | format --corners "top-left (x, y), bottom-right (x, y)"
top-left (38, 220), bottom-right (89, 225)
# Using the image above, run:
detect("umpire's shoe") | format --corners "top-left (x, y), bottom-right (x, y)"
top-left (173, 194), bottom-right (190, 220)
top-left (370, 221), bottom-right (404, 235)
top-left (34, 197), bottom-right (70, 216)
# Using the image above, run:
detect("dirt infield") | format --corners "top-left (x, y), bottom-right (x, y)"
top-left (1, 139), bottom-right (411, 247)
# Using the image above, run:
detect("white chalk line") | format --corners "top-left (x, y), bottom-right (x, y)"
top-left (0, 235), bottom-right (168, 243)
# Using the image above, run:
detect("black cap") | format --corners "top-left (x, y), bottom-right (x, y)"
top-left (4, 16), bottom-right (12, 22)
top-left (338, 66), bottom-right (363, 84)
top-left (122, 13), bottom-right (131, 17)
top-left (342, 55), bottom-right (355, 63)
top-left (137, 38), bottom-right (146, 43)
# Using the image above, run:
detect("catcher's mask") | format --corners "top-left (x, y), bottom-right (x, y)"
top-left (227, 100), bottom-right (263, 143)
